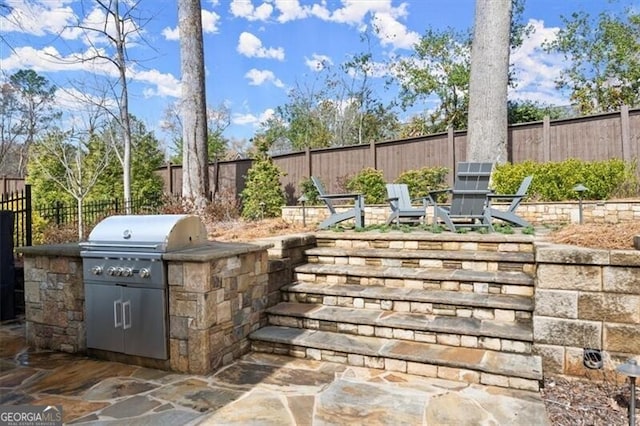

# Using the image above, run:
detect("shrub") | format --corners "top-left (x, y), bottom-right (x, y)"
top-left (492, 159), bottom-right (639, 201)
top-left (395, 166), bottom-right (449, 198)
top-left (346, 168), bottom-right (386, 204)
top-left (241, 158), bottom-right (286, 219)
top-left (299, 177), bottom-right (321, 205)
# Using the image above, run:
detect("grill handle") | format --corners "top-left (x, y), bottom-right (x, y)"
top-left (114, 300), bottom-right (123, 328)
top-left (81, 242), bottom-right (162, 250)
top-left (123, 301), bottom-right (132, 330)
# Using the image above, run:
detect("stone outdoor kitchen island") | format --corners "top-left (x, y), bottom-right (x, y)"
top-left (19, 239), bottom-right (274, 375)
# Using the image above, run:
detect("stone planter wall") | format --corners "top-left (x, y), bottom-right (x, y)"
top-left (282, 200), bottom-right (640, 227)
top-left (533, 244), bottom-right (640, 378)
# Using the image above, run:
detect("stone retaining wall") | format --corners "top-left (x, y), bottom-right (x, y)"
top-left (282, 200), bottom-right (640, 227)
top-left (533, 244), bottom-right (640, 378)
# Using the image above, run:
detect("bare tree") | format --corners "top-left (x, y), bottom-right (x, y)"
top-left (29, 109), bottom-right (112, 238)
top-left (178, 0), bottom-right (209, 208)
top-left (57, 0), bottom-right (153, 213)
top-left (466, 0), bottom-right (512, 163)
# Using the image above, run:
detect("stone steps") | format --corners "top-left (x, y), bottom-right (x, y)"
top-left (250, 231), bottom-right (541, 391)
top-left (294, 263), bottom-right (534, 296)
top-left (282, 282), bottom-right (533, 320)
top-left (267, 302), bottom-right (533, 353)
top-left (305, 247), bottom-right (535, 274)
top-left (250, 326), bottom-right (542, 392)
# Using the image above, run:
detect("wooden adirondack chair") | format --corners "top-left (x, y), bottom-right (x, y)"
top-left (311, 176), bottom-right (365, 229)
top-left (385, 183), bottom-right (428, 225)
top-left (427, 162), bottom-right (494, 232)
top-left (487, 175), bottom-right (533, 227)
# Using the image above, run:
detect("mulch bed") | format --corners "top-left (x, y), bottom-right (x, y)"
top-left (542, 375), bottom-right (638, 425)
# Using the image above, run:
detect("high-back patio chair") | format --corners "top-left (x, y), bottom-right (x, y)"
top-left (487, 175), bottom-right (533, 228)
top-left (385, 183), bottom-right (428, 225)
top-left (311, 176), bottom-right (365, 229)
top-left (426, 162), bottom-right (494, 232)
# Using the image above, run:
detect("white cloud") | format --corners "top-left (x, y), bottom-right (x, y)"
top-left (244, 68), bottom-right (284, 88)
top-left (304, 54), bottom-right (333, 71)
top-left (229, 0), bottom-right (273, 21)
top-left (372, 12), bottom-right (420, 49)
top-left (273, 0), bottom-right (311, 23)
top-left (161, 8), bottom-right (220, 41)
top-left (1, 45), bottom-right (115, 75)
top-left (510, 19), bottom-right (568, 104)
top-left (0, 0), bottom-right (76, 36)
top-left (237, 32), bottom-right (285, 60)
top-left (162, 26), bottom-right (180, 41)
top-left (132, 69), bottom-right (181, 98)
top-left (232, 108), bottom-right (274, 126)
top-left (202, 9), bottom-right (221, 33)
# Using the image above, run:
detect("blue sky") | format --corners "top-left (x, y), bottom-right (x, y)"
top-left (0, 0), bottom-right (632, 152)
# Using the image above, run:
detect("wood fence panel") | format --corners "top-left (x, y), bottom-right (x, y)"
top-left (311, 145), bottom-right (370, 193)
top-left (628, 110), bottom-right (640, 166)
top-left (510, 123), bottom-right (545, 163)
top-left (376, 134), bottom-right (451, 182)
top-left (273, 152), bottom-right (307, 204)
top-left (550, 114), bottom-right (623, 162)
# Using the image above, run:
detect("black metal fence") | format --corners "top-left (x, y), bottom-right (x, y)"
top-left (0, 185), bottom-right (32, 249)
top-left (1, 185), bottom-right (167, 251)
top-left (36, 194), bottom-right (165, 228)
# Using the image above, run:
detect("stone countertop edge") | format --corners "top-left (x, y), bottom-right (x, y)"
top-left (17, 243), bottom-right (81, 257)
top-left (162, 241), bottom-right (273, 262)
top-left (16, 240), bottom-right (274, 262)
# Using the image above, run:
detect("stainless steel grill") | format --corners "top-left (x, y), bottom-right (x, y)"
top-left (80, 214), bottom-right (207, 360)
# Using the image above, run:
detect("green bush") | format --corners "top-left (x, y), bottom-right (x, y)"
top-left (346, 168), bottom-right (387, 204)
top-left (299, 177), bottom-right (321, 205)
top-left (492, 159), bottom-right (638, 201)
top-left (395, 166), bottom-right (449, 198)
top-left (241, 158), bottom-right (286, 219)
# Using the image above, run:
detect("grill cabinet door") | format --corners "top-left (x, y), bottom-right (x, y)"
top-left (122, 286), bottom-right (168, 359)
top-left (85, 283), bottom-right (125, 353)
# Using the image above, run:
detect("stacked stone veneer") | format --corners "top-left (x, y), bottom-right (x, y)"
top-left (158, 241), bottom-right (272, 374)
top-left (282, 200), bottom-right (640, 227)
top-left (21, 244), bottom-right (85, 353)
top-left (534, 243), bottom-right (640, 378)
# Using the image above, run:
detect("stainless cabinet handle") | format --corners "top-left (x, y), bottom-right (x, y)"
top-left (122, 301), bottom-right (131, 330)
top-left (114, 299), bottom-right (123, 327)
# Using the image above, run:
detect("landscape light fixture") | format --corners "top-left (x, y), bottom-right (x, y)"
top-left (297, 194), bottom-right (309, 226)
top-left (573, 184), bottom-right (588, 224)
top-left (616, 358), bottom-right (640, 426)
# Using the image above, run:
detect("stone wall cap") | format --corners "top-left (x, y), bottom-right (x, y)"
top-left (535, 242), bottom-right (610, 265)
top-left (163, 240), bottom-right (272, 262)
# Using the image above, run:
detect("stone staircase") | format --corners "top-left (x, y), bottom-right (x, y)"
top-left (250, 230), bottom-right (543, 391)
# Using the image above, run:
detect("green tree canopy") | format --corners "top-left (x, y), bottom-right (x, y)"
top-left (544, 6), bottom-right (640, 113)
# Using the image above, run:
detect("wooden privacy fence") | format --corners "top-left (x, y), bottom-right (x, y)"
top-left (156, 106), bottom-right (639, 203)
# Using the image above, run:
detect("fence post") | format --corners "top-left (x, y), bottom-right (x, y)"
top-left (114, 198), bottom-right (119, 214)
top-left (369, 140), bottom-right (377, 169)
top-left (25, 185), bottom-right (32, 247)
top-left (447, 126), bottom-right (455, 186)
top-left (543, 115), bottom-right (551, 162)
top-left (54, 200), bottom-right (62, 225)
top-left (167, 162), bottom-right (174, 194)
top-left (620, 105), bottom-right (631, 162)
top-left (305, 147), bottom-right (312, 178)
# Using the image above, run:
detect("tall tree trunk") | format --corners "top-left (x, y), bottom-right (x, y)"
top-left (178, 0), bottom-right (209, 208)
top-left (466, 0), bottom-right (512, 164)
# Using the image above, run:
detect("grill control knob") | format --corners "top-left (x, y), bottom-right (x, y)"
top-left (139, 268), bottom-right (151, 279)
top-left (122, 267), bottom-right (133, 277)
top-left (91, 265), bottom-right (103, 275)
top-left (107, 266), bottom-right (117, 276)
top-left (115, 267), bottom-right (124, 276)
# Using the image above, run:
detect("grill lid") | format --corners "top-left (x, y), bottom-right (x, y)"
top-left (82, 214), bottom-right (207, 253)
